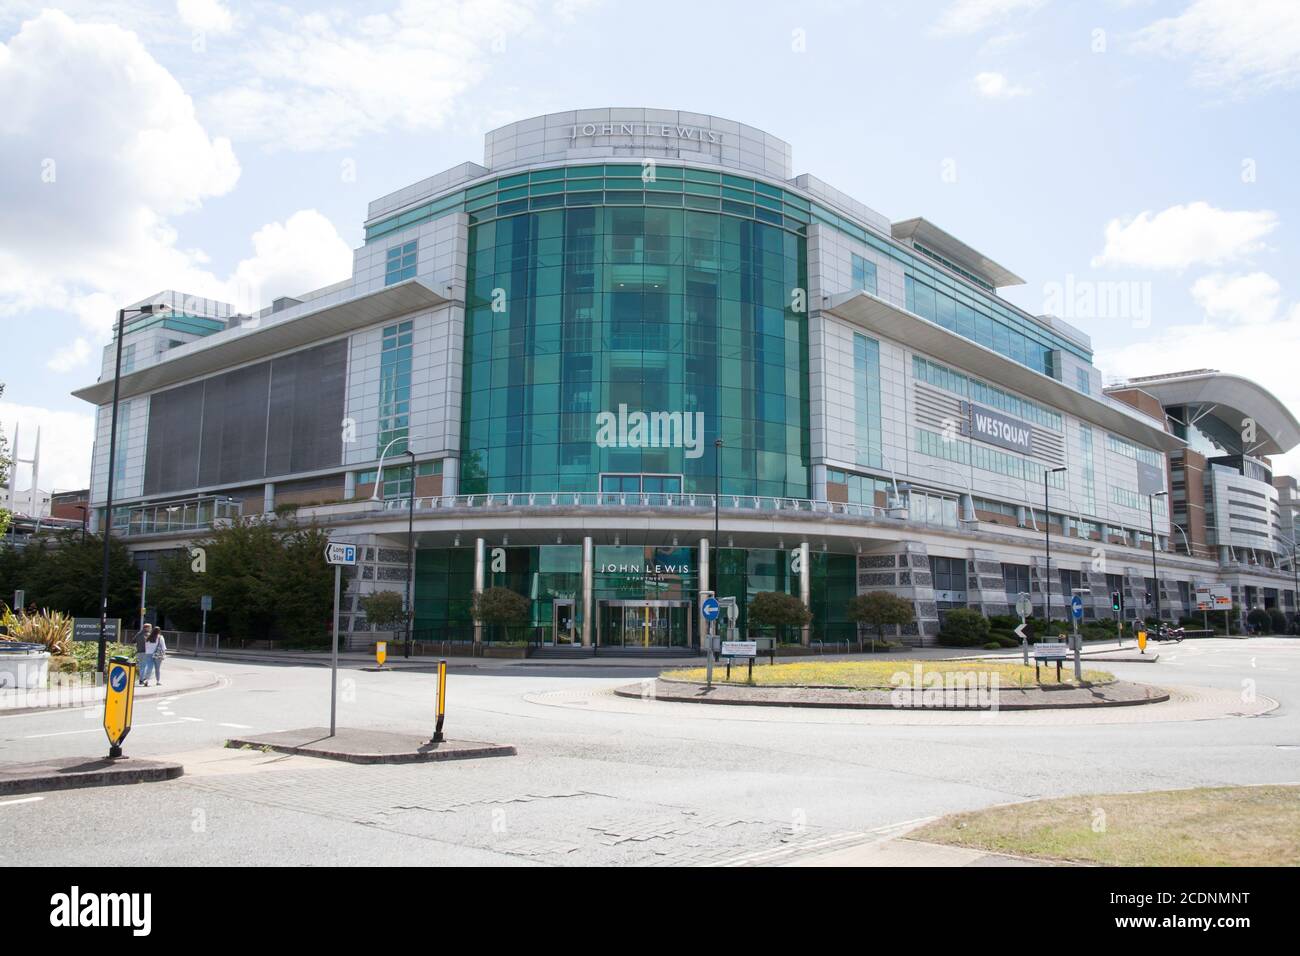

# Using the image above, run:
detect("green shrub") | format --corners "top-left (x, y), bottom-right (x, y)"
top-left (1267, 608), bottom-right (1287, 634)
top-left (937, 609), bottom-right (990, 647)
top-left (1246, 608), bottom-right (1271, 634)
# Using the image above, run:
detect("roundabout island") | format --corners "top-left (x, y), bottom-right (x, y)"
top-left (619, 659), bottom-right (1170, 711)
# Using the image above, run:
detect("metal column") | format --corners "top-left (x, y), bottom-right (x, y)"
top-left (581, 536), bottom-right (593, 647)
top-left (698, 537), bottom-right (710, 649)
top-left (473, 537), bottom-right (486, 644)
top-left (799, 541), bottom-right (811, 646)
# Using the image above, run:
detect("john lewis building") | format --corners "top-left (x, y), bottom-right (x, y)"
top-left (74, 109), bottom-right (1300, 648)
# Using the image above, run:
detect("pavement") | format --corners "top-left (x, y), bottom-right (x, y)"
top-left (225, 727), bottom-right (515, 764)
top-left (0, 637), bottom-right (1295, 867)
top-left (0, 663), bottom-right (222, 714)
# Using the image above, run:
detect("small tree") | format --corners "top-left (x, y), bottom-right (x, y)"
top-left (360, 591), bottom-right (407, 635)
top-left (1246, 607), bottom-right (1271, 634)
top-left (472, 586), bottom-right (531, 642)
top-left (746, 591), bottom-right (811, 645)
top-left (847, 591), bottom-right (914, 652)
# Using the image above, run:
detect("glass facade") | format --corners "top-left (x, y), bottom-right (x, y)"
top-left (853, 333), bottom-right (883, 470)
top-left (461, 204), bottom-right (809, 496)
top-left (378, 321), bottom-right (412, 455)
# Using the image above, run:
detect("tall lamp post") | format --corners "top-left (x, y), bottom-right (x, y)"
top-left (371, 437), bottom-right (417, 658)
top-left (97, 303), bottom-right (169, 674)
top-left (1148, 490), bottom-right (1169, 621)
top-left (713, 438), bottom-right (723, 595)
top-left (1042, 466), bottom-right (1067, 625)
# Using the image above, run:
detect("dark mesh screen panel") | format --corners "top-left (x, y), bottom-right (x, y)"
top-left (197, 362), bottom-right (270, 487)
top-left (266, 339), bottom-right (347, 478)
top-left (143, 339), bottom-right (346, 495)
top-left (143, 381), bottom-right (204, 494)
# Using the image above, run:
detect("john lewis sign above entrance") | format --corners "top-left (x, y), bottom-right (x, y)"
top-left (961, 401), bottom-right (1034, 455)
top-left (569, 122), bottom-right (723, 144)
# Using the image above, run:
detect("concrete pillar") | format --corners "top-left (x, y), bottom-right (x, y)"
top-left (442, 457), bottom-right (459, 497)
top-left (263, 483), bottom-right (275, 514)
top-left (1016, 505), bottom-right (1027, 528)
top-left (810, 464), bottom-right (828, 502)
top-left (961, 493), bottom-right (976, 523)
top-left (581, 536), bottom-right (593, 647)
top-left (799, 541), bottom-right (811, 646)
top-left (698, 537), bottom-right (710, 649)
top-left (344, 471), bottom-right (356, 500)
top-left (473, 537), bottom-right (486, 643)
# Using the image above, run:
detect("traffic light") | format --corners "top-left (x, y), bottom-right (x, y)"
top-left (1111, 590), bottom-right (1121, 612)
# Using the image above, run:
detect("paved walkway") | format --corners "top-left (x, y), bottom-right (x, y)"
top-left (0, 663), bottom-right (221, 714)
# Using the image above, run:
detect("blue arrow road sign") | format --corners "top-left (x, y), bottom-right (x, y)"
top-left (701, 597), bottom-right (720, 621)
top-left (1071, 595), bottom-right (1084, 619)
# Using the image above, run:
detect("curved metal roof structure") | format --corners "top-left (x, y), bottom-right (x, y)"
top-left (1113, 369), bottom-right (1300, 458)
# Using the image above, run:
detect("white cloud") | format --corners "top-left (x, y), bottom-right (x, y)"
top-left (1132, 0), bottom-right (1300, 94)
top-left (204, 0), bottom-right (540, 151)
top-left (0, 9), bottom-right (240, 335)
top-left (0, 11), bottom-right (353, 352)
top-left (1190, 272), bottom-right (1282, 324)
top-left (0, 400), bottom-right (95, 493)
top-left (974, 70), bottom-right (1030, 97)
top-left (224, 210), bottom-right (354, 313)
top-left (1096, 302), bottom-right (1300, 476)
top-left (46, 338), bottom-right (92, 373)
top-left (936, 0), bottom-right (1045, 35)
top-left (177, 0), bottom-right (233, 35)
top-left (1091, 202), bottom-right (1278, 270)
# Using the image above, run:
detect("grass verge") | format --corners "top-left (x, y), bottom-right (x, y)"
top-left (910, 785), bottom-right (1300, 866)
top-left (660, 659), bottom-right (1113, 688)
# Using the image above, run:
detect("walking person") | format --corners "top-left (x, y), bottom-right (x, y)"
top-left (134, 623), bottom-right (151, 684)
top-left (141, 626), bottom-right (158, 686)
top-left (151, 629), bottom-right (167, 686)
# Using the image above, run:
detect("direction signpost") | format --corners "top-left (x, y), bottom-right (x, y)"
top-left (1015, 591), bottom-right (1033, 665)
top-left (1070, 593), bottom-right (1085, 682)
top-left (103, 656), bottom-right (137, 759)
top-left (700, 592), bottom-right (719, 689)
top-left (324, 542), bottom-right (358, 736)
top-left (199, 595), bottom-right (212, 657)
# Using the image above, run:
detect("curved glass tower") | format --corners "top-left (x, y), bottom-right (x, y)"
top-left (460, 172), bottom-right (809, 499)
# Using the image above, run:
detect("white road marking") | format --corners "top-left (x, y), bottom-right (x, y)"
top-left (0, 796), bottom-right (44, 808)
top-left (23, 719), bottom-right (198, 739)
top-left (218, 722), bottom-right (253, 729)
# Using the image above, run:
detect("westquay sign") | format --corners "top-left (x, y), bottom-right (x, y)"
top-left (962, 401), bottom-right (1033, 455)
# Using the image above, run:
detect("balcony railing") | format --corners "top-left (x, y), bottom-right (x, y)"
top-left (373, 491), bottom-right (893, 520)
top-left (112, 495), bottom-right (242, 537)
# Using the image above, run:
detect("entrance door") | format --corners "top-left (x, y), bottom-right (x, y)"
top-left (597, 601), bottom-right (690, 648)
top-left (552, 600), bottom-right (575, 645)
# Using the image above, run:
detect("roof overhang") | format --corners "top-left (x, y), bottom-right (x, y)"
top-left (1115, 371), bottom-right (1300, 458)
top-left (73, 280), bottom-right (452, 407)
top-left (891, 217), bottom-right (1025, 288)
top-left (825, 290), bottom-right (1183, 454)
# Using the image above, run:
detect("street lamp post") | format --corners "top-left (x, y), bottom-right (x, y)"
top-left (1148, 490), bottom-right (1169, 622)
top-left (97, 303), bottom-right (168, 674)
top-left (371, 436), bottom-right (417, 658)
top-left (713, 438), bottom-right (723, 595)
top-left (1043, 467), bottom-right (1067, 626)
top-left (404, 449), bottom-right (415, 659)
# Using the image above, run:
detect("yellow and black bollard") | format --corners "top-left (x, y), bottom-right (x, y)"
top-left (375, 640), bottom-right (387, 669)
top-left (430, 659), bottom-right (447, 744)
top-left (103, 656), bottom-right (137, 759)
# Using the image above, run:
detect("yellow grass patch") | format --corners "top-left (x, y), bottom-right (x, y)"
top-left (661, 658), bottom-right (1112, 688)
top-left (911, 786), bottom-right (1300, 866)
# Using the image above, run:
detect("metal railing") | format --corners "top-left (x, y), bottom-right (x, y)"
top-left (376, 492), bottom-right (891, 520)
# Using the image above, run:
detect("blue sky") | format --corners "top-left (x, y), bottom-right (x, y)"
top-left (2, 0), bottom-right (1299, 491)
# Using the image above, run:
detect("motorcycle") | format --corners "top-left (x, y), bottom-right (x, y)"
top-left (1149, 623), bottom-right (1185, 643)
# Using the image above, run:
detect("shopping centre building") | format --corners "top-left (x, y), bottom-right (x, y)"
top-left (73, 108), bottom-right (1300, 649)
